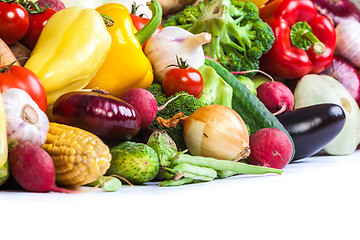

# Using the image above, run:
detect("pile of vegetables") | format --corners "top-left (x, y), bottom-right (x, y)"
top-left (0, 0), bottom-right (360, 192)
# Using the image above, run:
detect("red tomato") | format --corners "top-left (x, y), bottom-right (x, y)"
top-left (130, 14), bottom-right (162, 50)
top-left (162, 67), bottom-right (204, 98)
top-left (0, 2), bottom-right (29, 45)
top-left (0, 65), bottom-right (47, 113)
top-left (21, 8), bottom-right (56, 50)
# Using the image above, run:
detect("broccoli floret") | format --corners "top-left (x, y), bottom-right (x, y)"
top-left (147, 83), bottom-right (207, 150)
top-left (163, 0), bottom-right (274, 78)
top-left (163, 2), bottom-right (206, 28)
top-left (218, 52), bottom-right (259, 78)
top-left (147, 83), bottom-right (167, 105)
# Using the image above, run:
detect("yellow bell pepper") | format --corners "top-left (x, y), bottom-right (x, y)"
top-left (24, 7), bottom-right (112, 107)
top-left (85, 0), bottom-right (162, 97)
top-left (0, 93), bottom-right (8, 168)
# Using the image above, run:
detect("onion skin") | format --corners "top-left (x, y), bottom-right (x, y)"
top-left (335, 20), bottom-right (360, 68)
top-left (320, 55), bottom-right (360, 106)
top-left (183, 105), bottom-right (250, 161)
top-left (312, 0), bottom-right (360, 26)
top-left (53, 91), bottom-right (141, 141)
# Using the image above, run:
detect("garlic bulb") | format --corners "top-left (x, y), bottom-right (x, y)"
top-left (144, 26), bottom-right (211, 82)
top-left (335, 20), bottom-right (360, 68)
top-left (2, 88), bottom-right (49, 146)
top-left (183, 105), bottom-right (250, 161)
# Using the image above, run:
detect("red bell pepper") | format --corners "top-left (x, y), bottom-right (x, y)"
top-left (259, 0), bottom-right (336, 79)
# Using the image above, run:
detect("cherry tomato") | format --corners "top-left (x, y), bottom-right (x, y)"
top-left (0, 2), bottom-right (29, 45)
top-left (130, 14), bottom-right (162, 50)
top-left (0, 65), bottom-right (47, 113)
top-left (162, 67), bottom-right (204, 98)
top-left (21, 8), bottom-right (56, 50)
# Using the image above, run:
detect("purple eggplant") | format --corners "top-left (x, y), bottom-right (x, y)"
top-left (53, 90), bottom-right (141, 141)
top-left (276, 103), bottom-right (346, 161)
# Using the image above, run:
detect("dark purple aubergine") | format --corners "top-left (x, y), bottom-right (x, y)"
top-left (53, 90), bottom-right (141, 141)
top-left (276, 103), bottom-right (346, 161)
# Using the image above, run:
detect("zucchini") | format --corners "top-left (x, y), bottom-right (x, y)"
top-left (204, 59), bottom-right (295, 160)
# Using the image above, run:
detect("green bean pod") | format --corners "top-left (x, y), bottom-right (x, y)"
top-left (173, 163), bottom-right (217, 182)
top-left (172, 153), bottom-right (283, 175)
top-left (159, 177), bottom-right (195, 187)
top-left (216, 170), bottom-right (237, 179)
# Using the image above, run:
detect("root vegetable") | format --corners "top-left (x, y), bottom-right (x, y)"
top-left (120, 88), bottom-right (158, 129)
top-left (256, 81), bottom-right (294, 115)
top-left (120, 87), bottom-right (187, 130)
top-left (0, 38), bottom-right (19, 67)
top-left (183, 105), bottom-right (250, 161)
top-left (36, 0), bottom-right (66, 11)
top-left (247, 128), bottom-right (294, 169)
top-left (9, 142), bottom-right (75, 193)
top-left (8, 42), bottom-right (31, 66)
top-left (144, 26), bottom-right (211, 82)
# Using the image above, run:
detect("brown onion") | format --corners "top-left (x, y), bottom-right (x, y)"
top-left (183, 105), bottom-right (250, 161)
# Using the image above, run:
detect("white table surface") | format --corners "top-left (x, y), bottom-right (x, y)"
top-left (1, 150), bottom-right (359, 240)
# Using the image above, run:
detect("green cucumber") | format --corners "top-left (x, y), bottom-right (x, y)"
top-left (204, 59), bottom-right (295, 160)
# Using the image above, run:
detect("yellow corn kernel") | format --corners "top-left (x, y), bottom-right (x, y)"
top-left (43, 122), bottom-right (111, 187)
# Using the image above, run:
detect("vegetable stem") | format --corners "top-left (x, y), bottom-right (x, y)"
top-left (290, 21), bottom-right (325, 55)
top-left (135, 0), bottom-right (162, 45)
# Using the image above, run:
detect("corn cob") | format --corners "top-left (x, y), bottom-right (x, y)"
top-left (43, 122), bottom-right (111, 187)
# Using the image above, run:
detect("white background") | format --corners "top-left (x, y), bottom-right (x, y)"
top-left (1, 151), bottom-right (359, 240)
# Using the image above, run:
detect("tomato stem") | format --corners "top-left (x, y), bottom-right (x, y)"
top-left (0, 56), bottom-right (28, 73)
top-left (166, 56), bottom-right (190, 69)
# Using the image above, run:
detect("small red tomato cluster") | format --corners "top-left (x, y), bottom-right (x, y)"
top-left (0, 1), bottom-right (56, 49)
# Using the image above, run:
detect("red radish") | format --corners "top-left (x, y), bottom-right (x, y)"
top-left (36, 0), bottom-right (66, 11)
top-left (120, 88), bottom-right (185, 129)
top-left (9, 142), bottom-right (75, 193)
top-left (120, 88), bottom-right (159, 129)
top-left (247, 128), bottom-right (293, 169)
top-left (257, 81), bottom-right (294, 115)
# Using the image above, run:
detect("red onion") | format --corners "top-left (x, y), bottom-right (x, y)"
top-left (312, 0), bottom-right (360, 26)
top-left (320, 55), bottom-right (360, 106)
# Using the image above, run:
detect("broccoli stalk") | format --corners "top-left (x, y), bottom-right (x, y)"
top-left (163, 0), bottom-right (275, 78)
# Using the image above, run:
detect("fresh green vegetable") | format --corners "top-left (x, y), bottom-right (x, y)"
top-left (171, 153), bottom-right (283, 174)
top-left (158, 151), bottom-right (282, 186)
top-left (197, 65), bottom-right (233, 107)
top-left (173, 163), bottom-right (217, 181)
top-left (237, 75), bottom-right (257, 95)
top-left (159, 177), bottom-right (195, 187)
top-left (87, 176), bottom-right (123, 192)
top-left (163, 0), bottom-right (275, 78)
top-left (204, 58), bottom-right (295, 160)
top-left (147, 83), bottom-right (207, 150)
top-left (146, 129), bottom-right (282, 187)
top-left (106, 141), bottom-right (160, 185)
top-left (0, 161), bottom-right (9, 186)
top-left (146, 129), bottom-right (178, 180)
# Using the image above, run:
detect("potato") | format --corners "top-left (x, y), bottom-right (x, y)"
top-left (9, 42), bottom-right (31, 66)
